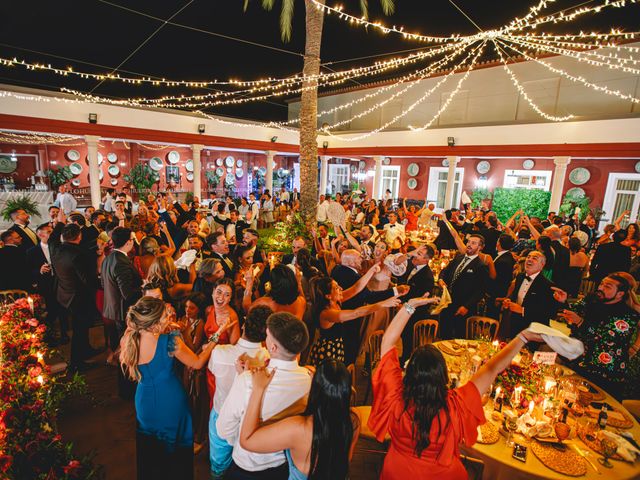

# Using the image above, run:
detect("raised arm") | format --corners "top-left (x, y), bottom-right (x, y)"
top-left (614, 210), bottom-right (631, 231)
top-left (444, 219), bottom-right (466, 254)
top-left (321, 296), bottom-right (400, 325)
top-left (523, 215), bottom-right (540, 240)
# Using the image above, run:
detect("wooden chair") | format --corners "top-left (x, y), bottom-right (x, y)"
top-left (413, 319), bottom-right (439, 350)
top-left (579, 277), bottom-right (597, 297)
top-left (622, 400), bottom-right (640, 421)
top-left (466, 316), bottom-right (500, 341)
top-left (460, 454), bottom-right (485, 480)
top-left (363, 330), bottom-right (384, 405)
top-left (0, 289), bottom-right (29, 304)
top-left (347, 363), bottom-right (357, 406)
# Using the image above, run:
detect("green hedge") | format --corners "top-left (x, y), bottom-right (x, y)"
top-left (491, 188), bottom-right (551, 223)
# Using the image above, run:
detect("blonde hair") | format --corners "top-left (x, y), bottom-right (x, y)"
top-left (146, 256), bottom-right (179, 289)
top-left (119, 296), bottom-right (167, 381)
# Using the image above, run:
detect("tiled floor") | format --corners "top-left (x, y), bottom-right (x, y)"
top-left (57, 326), bottom-right (386, 479)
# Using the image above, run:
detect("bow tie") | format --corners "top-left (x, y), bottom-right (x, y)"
top-left (524, 275), bottom-right (532, 282)
top-left (388, 224), bottom-right (396, 228)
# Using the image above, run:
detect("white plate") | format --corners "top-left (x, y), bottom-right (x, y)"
top-left (186, 172), bottom-right (194, 182)
top-left (167, 151), bottom-right (180, 164)
top-left (359, 161), bottom-right (366, 169)
top-left (216, 167), bottom-right (225, 176)
top-left (71, 179), bottom-right (81, 187)
top-left (99, 170), bottom-right (104, 181)
top-left (69, 163), bottom-right (83, 176)
top-left (225, 175), bottom-right (235, 185)
top-left (566, 187), bottom-right (586, 198)
top-left (636, 161), bottom-right (640, 173)
top-left (569, 167), bottom-right (590, 185)
top-left (476, 160), bottom-right (491, 174)
top-left (236, 168), bottom-right (244, 178)
top-left (185, 159), bottom-right (194, 172)
top-left (383, 157), bottom-right (391, 165)
top-left (225, 156), bottom-right (235, 167)
top-left (227, 167), bottom-right (234, 174)
top-left (236, 159), bottom-right (243, 168)
top-left (107, 153), bottom-right (118, 163)
top-left (442, 159), bottom-right (449, 167)
top-left (149, 157), bottom-right (163, 171)
top-left (66, 149), bottom-right (80, 161)
top-left (407, 178), bottom-right (418, 190)
top-left (216, 158), bottom-right (223, 166)
top-left (110, 178), bottom-right (118, 186)
top-left (407, 163), bottom-right (419, 177)
top-left (523, 159), bottom-right (535, 170)
top-left (108, 165), bottom-right (120, 176)
top-left (258, 166), bottom-right (267, 176)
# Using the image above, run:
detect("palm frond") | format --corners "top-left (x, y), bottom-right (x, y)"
top-left (379, 0), bottom-right (395, 16)
top-left (261, 0), bottom-right (276, 11)
top-left (279, 0), bottom-right (295, 42)
top-left (359, 0), bottom-right (369, 19)
top-left (243, 0), bottom-right (250, 12)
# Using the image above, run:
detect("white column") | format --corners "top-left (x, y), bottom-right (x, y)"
top-left (319, 156), bottom-right (329, 197)
top-left (372, 155), bottom-right (383, 200)
top-left (85, 135), bottom-right (101, 208)
top-left (191, 144), bottom-right (204, 202)
top-left (265, 150), bottom-right (275, 195)
top-left (549, 156), bottom-right (571, 213)
top-left (443, 156), bottom-right (460, 210)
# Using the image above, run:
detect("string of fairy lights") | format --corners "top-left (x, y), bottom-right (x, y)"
top-left (0, 0), bottom-right (637, 140)
top-left (0, 130), bottom-right (85, 145)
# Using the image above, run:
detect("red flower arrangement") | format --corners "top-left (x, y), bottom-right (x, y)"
top-left (0, 295), bottom-right (101, 479)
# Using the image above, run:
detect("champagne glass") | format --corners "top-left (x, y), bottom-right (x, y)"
top-left (598, 438), bottom-right (617, 468)
top-left (505, 417), bottom-right (518, 447)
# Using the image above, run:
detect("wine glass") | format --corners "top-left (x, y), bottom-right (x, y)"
top-left (598, 438), bottom-right (617, 469)
top-left (553, 422), bottom-right (571, 451)
top-left (505, 417), bottom-right (518, 447)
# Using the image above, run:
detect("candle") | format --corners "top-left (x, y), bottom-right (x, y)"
top-left (494, 386), bottom-right (501, 399)
top-left (36, 375), bottom-right (44, 385)
top-left (514, 386), bottom-right (523, 405)
top-left (27, 296), bottom-right (34, 314)
top-left (544, 379), bottom-right (557, 394)
top-left (492, 340), bottom-right (499, 349)
top-left (529, 400), bottom-right (535, 415)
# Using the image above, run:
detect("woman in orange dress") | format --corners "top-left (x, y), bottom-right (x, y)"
top-left (368, 296), bottom-right (546, 480)
top-left (204, 278), bottom-right (240, 408)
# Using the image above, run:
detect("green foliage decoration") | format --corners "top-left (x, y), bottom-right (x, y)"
top-left (491, 188), bottom-right (551, 223)
top-left (205, 170), bottom-right (220, 188)
top-left (470, 188), bottom-right (493, 209)
top-left (559, 190), bottom-right (591, 221)
top-left (1, 194), bottom-right (40, 221)
top-left (45, 166), bottom-right (74, 189)
top-left (258, 213), bottom-right (310, 253)
top-left (123, 163), bottom-right (160, 192)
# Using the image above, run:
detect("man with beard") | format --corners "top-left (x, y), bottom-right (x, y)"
top-left (558, 273), bottom-right (640, 399)
top-left (7, 207), bottom-right (38, 251)
top-left (208, 231), bottom-right (234, 278)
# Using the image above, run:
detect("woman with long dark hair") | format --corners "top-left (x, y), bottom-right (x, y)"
top-left (239, 359), bottom-right (360, 480)
top-left (368, 296), bottom-right (547, 479)
top-left (246, 263), bottom-right (307, 318)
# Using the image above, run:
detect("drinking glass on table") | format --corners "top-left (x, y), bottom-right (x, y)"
top-left (505, 417), bottom-right (518, 447)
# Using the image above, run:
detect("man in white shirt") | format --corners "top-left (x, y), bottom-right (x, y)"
top-left (316, 194), bottom-right (329, 223)
top-left (54, 185), bottom-right (78, 216)
top-left (208, 305), bottom-right (272, 479)
top-left (217, 312), bottom-right (312, 479)
top-left (383, 212), bottom-right (406, 251)
top-left (278, 185), bottom-right (290, 204)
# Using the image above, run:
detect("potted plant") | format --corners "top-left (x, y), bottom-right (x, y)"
top-left (205, 170), bottom-right (220, 189)
top-left (124, 163), bottom-right (160, 194)
top-left (45, 166), bottom-right (74, 189)
top-left (559, 190), bottom-right (591, 221)
top-left (1, 194), bottom-right (40, 221)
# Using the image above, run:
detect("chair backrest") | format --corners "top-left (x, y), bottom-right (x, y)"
top-left (466, 316), bottom-right (500, 341)
top-left (368, 330), bottom-right (385, 369)
top-left (460, 454), bottom-right (484, 480)
top-left (413, 319), bottom-right (439, 350)
top-left (346, 363), bottom-right (357, 406)
top-left (579, 278), bottom-right (596, 297)
top-left (0, 289), bottom-right (29, 305)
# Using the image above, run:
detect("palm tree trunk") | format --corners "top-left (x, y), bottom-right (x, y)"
top-left (299, 0), bottom-right (325, 223)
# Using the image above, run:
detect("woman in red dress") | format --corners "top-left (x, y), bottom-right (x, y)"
top-left (368, 296), bottom-right (546, 480)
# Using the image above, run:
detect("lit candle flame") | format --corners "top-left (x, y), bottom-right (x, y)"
top-left (529, 400), bottom-right (535, 414)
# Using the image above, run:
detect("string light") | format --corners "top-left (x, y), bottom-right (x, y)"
top-left (498, 38), bottom-right (640, 104)
top-left (492, 40), bottom-right (574, 121)
top-left (0, 130), bottom-right (85, 145)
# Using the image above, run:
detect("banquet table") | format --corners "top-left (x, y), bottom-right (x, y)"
top-left (432, 339), bottom-right (640, 480)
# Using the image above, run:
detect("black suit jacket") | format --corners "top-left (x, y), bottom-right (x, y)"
top-left (213, 251), bottom-right (235, 278)
top-left (551, 240), bottom-right (571, 290)
top-left (51, 242), bottom-right (96, 310)
top-left (580, 225), bottom-right (599, 251)
top-left (331, 264), bottom-right (394, 310)
top-left (0, 245), bottom-right (30, 291)
top-left (509, 272), bottom-right (563, 326)
top-left (434, 220), bottom-right (460, 251)
top-left (8, 223), bottom-right (38, 252)
top-left (590, 242), bottom-right (631, 283)
top-left (101, 250), bottom-right (142, 324)
top-left (480, 227), bottom-right (500, 258)
top-left (490, 251), bottom-right (516, 298)
top-left (399, 263), bottom-right (435, 318)
top-left (440, 254), bottom-right (488, 310)
top-left (27, 244), bottom-right (55, 295)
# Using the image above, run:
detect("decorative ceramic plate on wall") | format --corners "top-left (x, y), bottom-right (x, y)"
top-left (569, 167), bottom-right (590, 185)
top-left (66, 150), bottom-right (80, 161)
top-left (523, 159), bottom-right (535, 170)
top-left (566, 187), bottom-right (586, 198)
top-left (149, 157), bottom-right (163, 171)
top-left (0, 156), bottom-right (17, 174)
top-left (407, 163), bottom-right (419, 176)
top-left (236, 168), bottom-right (244, 178)
top-left (110, 178), bottom-right (118, 186)
top-left (107, 153), bottom-right (118, 163)
top-left (359, 160), bottom-right (366, 169)
top-left (185, 159), bottom-right (194, 172)
top-left (476, 160), bottom-right (491, 174)
top-left (186, 172), bottom-right (194, 182)
top-left (97, 153), bottom-right (103, 165)
top-left (216, 158), bottom-right (223, 166)
top-left (225, 175), bottom-right (235, 185)
top-left (236, 159), bottom-right (243, 168)
top-left (216, 167), bottom-right (225, 176)
top-left (225, 156), bottom-right (235, 167)
top-left (167, 151), bottom-right (180, 164)
top-left (383, 157), bottom-right (391, 165)
top-left (227, 167), bottom-right (234, 174)
top-left (407, 178), bottom-right (418, 190)
top-left (258, 166), bottom-right (267, 176)
top-left (69, 163), bottom-right (83, 176)
top-left (108, 165), bottom-right (120, 176)
top-left (71, 179), bottom-right (81, 187)
top-left (442, 159), bottom-right (449, 167)
top-left (635, 161), bottom-right (640, 173)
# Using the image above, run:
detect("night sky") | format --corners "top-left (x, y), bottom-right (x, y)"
top-left (0, 0), bottom-right (636, 122)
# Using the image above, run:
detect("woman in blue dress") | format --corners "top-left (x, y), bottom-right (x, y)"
top-left (120, 296), bottom-right (234, 480)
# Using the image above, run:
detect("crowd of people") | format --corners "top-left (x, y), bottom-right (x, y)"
top-left (1, 184), bottom-right (639, 480)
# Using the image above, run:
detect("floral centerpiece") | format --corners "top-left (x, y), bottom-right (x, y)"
top-left (494, 362), bottom-right (544, 409)
top-left (0, 296), bottom-right (101, 479)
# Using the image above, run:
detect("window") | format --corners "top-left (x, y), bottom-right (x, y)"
top-left (503, 170), bottom-right (552, 191)
top-left (327, 164), bottom-right (350, 195)
top-left (427, 167), bottom-right (464, 209)
top-left (601, 173), bottom-right (640, 228)
top-left (379, 166), bottom-right (400, 199)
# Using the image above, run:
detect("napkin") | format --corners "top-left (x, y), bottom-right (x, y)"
top-left (525, 322), bottom-right (584, 360)
top-left (599, 430), bottom-right (640, 462)
top-left (431, 285), bottom-right (452, 315)
top-left (175, 249), bottom-right (197, 270)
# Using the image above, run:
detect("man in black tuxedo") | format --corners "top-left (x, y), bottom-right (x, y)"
top-left (502, 250), bottom-right (565, 339)
top-left (208, 231), bottom-right (234, 278)
top-left (332, 249), bottom-right (406, 365)
top-left (51, 224), bottom-right (99, 370)
top-left (480, 215), bottom-right (500, 258)
top-left (590, 229), bottom-right (631, 284)
top-left (7, 208), bottom-right (38, 252)
top-left (282, 236), bottom-right (308, 266)
top-left (435, 209), bottom-right (462, 251)
top-left (546, 226), bottom-right (571, 291)
top-left (439, 234), bottom-right (489, 339)
top-left (27, 223), bottom-right (67, 344)
top-left (487, 234), bottom-right (516, 318)
top-left (0, 230), bottom-right (30, 291)
top-left (398, 244), bottom-right (435, 363)
top-left (580, 216), bottom-right (599, 251)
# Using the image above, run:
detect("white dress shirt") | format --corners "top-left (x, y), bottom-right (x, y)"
top-left (516, 271), bottom-right (540, 306)
top-left (208, 338), bottom-right (268, 413)
top-left (383, 222), bottom-right (406, 246)
top-left (316, 200), bottom-right (329, 222)
top-left (217, 358), bottom-right (312, 472)
top-left (40, 242), bottom-right (51, 264)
